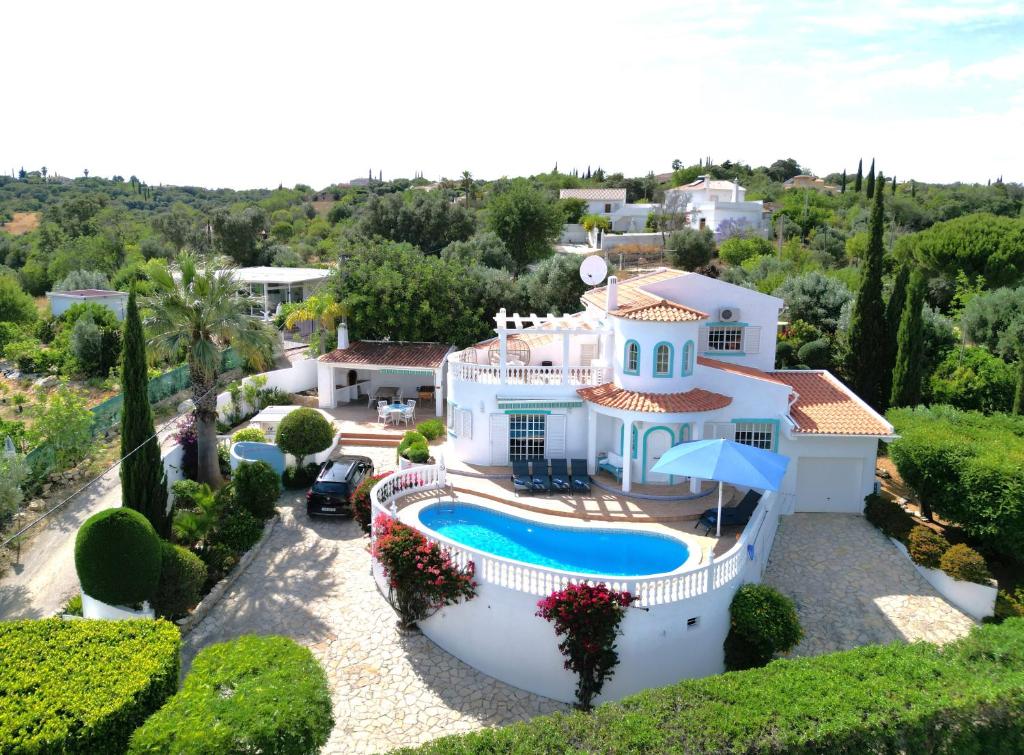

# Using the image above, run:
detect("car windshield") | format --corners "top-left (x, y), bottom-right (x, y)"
top-left (314, 481), bottom-right (347, 495)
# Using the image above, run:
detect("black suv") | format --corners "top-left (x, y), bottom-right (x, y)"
top-left (306, 456), bottom-right (374, 517)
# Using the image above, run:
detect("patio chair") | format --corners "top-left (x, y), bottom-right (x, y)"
top-left (550, 459), bottom-right (571, 493)
top-left (511, 460), bottom-right (532, 496)
top-left (570, 459), bottom-right (591, 493)
top-left (376, 402), bottom-right (391, 425)
top-left (401, 399), bottom-right (417, 425)
top-left (529, 459), bottom-right (552, 495)
top-left (696, 489), bottom-right (762, 536)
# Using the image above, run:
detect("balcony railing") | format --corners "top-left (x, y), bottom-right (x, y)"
top-left (449, 357), bottom-right (608, 386)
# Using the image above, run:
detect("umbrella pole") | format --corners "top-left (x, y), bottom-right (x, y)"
top-left (716, 481), bottom-right (723, 538)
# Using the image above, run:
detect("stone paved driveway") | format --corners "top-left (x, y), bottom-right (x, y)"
top-left (763, 514), bottom-right (975, 657)
top-left (182, 491), bottom-right (565, 754)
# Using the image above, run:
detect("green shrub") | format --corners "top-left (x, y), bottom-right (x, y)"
top-left (0, 618), bottom-right (179, 753)
top-left (61, 594), bottom-right (83, 616)
top-left (940, 543), bottom-right (992, 585)
top-left (282, 462), bottom-right (320, 489)
top-left (724, 583), bottom-right (802, 671)
top-left (401, 619), bottom-right (1024, 754)
top-left (275, 407), bottom-right (335, 466)
top-left (863, 493), bottom-right (916, 542)
top-left (907, 525), bottom-right (950, 569)
top-left (74, 507), bottom-right (162, 605)
top-left (154, 542), bottom-right (208, 620)
top-left (129, 635), bottom-right (333, 754)
top-left (231, 426), bottom-right (267, 443)
top-left (172, 479), bottom-right (205, 512)
top-left (200, 542), bottom-right (238, 585)
top-left (233, 460), bottom-right (281, 520)
top-left (397, 430), bottom-right (427, 457)
top-left (211, 501), bottom-right (265, 555)
top-left (416, 418), bottom-right (445, 441)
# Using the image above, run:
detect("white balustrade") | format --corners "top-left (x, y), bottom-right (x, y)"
top-left (371, 464), bottom-right (780, 609)
top-left (448, 353), bottom-right (607, 386)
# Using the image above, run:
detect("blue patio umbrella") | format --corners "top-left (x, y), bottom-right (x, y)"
top-left (651, 438), bottom-right (790, 536)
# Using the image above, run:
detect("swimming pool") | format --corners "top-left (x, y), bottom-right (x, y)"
top-left (417, 502), bottom-right (689, 576)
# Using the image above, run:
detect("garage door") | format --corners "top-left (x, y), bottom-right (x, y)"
top-left (795, 457), bottom-right (864, 513)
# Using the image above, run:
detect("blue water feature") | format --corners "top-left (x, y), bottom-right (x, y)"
top-left (417, 503), bottom-right (688, 576)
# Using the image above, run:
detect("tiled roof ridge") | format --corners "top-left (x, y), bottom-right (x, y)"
top-left (697, 356), bottom-right (787, 385)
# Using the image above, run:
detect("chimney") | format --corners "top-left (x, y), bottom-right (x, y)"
top-left (606, 276), bottom-right (619, 312)
top-left (337, 322), bottom-right (350, 350)
top-left (731, 180), bottom-right (739, 202)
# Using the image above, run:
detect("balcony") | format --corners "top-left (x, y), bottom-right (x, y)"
top-left (448, 353), bottom-right (609, 387)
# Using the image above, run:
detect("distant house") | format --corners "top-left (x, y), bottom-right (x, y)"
top-left (559, 188), bottom-right (653, 233)
top-left (230, 267), bottom-right (331, 321)
top-left (783, 175), bottom-right (840, 194)
top-left (46, 289), bottom-right (128, 320)
top-left (663, 176), bottom-right (768, 235)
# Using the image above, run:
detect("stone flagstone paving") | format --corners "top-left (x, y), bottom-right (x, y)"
top-left (763, 513), bottom-right (975, 657)
top-left (181, 491), bottom-right (566, 754)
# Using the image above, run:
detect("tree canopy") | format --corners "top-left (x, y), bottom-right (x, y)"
top-left (484, 181), bottom-right (563, 274)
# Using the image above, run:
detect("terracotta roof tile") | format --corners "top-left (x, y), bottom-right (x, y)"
top-left (559, 188), bottom-right (627, 201)
top-left (615, 299), bottom-right (707, 322)
top-left (698, 356), bottom-right (787, 385)
top-left (772, 371), bottom-right (893, 436)
top-left (319, 341), bottom-right (452, 369)
top-left (582, 268), bottom-right (687, 311)
top-left (577, 383), bottom-right (731, 413)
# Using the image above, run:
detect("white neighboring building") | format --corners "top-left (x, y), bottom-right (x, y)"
top-left (445, 268), bottom-right (894, 513)
top-left (46, 289), bottom-right (128, 320)
top-left (232, 266), bottom-right (331, 321)
top-left (663, 176), bottom-right (768, 235)
top-left (559, 188), bottom-right (654, 233)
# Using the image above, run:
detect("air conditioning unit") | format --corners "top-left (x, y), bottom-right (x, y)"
top-left (718, 306), bottom-right (741, 322)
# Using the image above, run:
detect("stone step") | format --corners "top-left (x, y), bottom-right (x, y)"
top-left (339, 433), bottom-right (402, 447)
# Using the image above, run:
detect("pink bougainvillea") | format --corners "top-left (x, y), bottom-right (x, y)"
top-left (536, 582), bottom-right (636, 710)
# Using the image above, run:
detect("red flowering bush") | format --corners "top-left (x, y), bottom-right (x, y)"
top-left (536, 583), bottom-right (636, 710)
top-left (351, 472), bottom-right (392, 534)
top-left (371, 514), bottom-right (476, 629)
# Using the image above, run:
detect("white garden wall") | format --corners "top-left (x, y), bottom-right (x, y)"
top-left (216, 358), bottom-right (319, 421)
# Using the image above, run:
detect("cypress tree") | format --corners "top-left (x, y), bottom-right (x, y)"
top-left (119, 288), bottom-right (169, 536)
top-left (866, 158), bottom-right (876, 198)
top-left (911, 179), bottom-right (916, 198)
top-left (891, 175), bottom-right (896, 194)
top-left (1014, 353), bottom-right (1024, 415)
top-left (889, 271), bottom-right (926, 408)
top-left (854, 159), bottom-right (863, 192)
top-left (881, 265), bottom-right (911, 408)
top-left (840, 169), bottom-right (847, 193)
top-left (845, 172), bottom-right (887, 408)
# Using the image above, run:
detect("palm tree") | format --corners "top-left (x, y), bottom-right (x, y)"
top-left (171, 482), bottom-right (221, 552)
top-left (145, 252), bottom-right (275, 487)
top-left (284, 291), bottom-right (349, 355)
top-left (461, 170), bottom-right (474, 206)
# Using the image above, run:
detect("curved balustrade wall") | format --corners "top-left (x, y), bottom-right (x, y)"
top-left (370, 465), bottom-right (782, 704)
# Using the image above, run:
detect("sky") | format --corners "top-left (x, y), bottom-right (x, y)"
top-left (3, 0), bottom-right (1023, 190)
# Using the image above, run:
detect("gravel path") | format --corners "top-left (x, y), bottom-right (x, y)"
top-left (763, 513), bottom-right (975, 657)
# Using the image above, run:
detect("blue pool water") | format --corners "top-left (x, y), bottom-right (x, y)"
top-left (417, 503), bottom-right (689, 576)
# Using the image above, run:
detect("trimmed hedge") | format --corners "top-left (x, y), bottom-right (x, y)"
top-left (129, 635), bottom-right (333, 754)
top-left (282, 462), bottom-right (320, 489)
top-left (231, 427), bottom-right (267, 444)
top-left (724, 583), bottom-right (802, 671)
top-left (940, 543), bottom-right (992, 585)
top-left (0, 618), bottom-right (180, 753)
top-left (399, 619), bottom-right (1024, 754)
top-left (863, 493), bottom-right (916, 543)
top-left (154, 541), bottom-right (208, 620)
top-left (74, 507), bottom-right (163, 605)
top-left (908, 525), bottom-right (950, 569)
top-left (416, 418), bottom-right (445, 441)
top-left (233, 460), bottom-right (281, 520)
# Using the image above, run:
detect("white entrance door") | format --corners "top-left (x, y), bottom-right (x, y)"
top-left (489, 414), bottom-right (509, 466)
top-left (795, 457), bottom-right (864, 513)
top-left (643, 427), bottom-right (675, 484)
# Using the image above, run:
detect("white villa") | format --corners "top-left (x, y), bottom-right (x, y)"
top-left (446, 268), bottom-right (893, 514)
top-left (233, 266), bottom-right (331, 321)
top-left (663, 176), bottom-right (768, 235)
top-left (559, 188), bottom-right (654, 233)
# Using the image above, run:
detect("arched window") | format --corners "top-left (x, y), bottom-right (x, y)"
top-left (624, 340), bottom-right (640, 375)
top-left (653, 342), bottom-right (673, 377)
top-left (681, 340), bottom-right (695, 376)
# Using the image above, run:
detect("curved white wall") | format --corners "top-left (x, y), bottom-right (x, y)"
top-left (613, 319), bottom-right (701, 393)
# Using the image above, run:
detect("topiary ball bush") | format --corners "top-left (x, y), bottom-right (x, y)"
top-left (724, 583), bottom-right (802, 671)
top-left (908, 525), bottom-right (950, 569)
top-left (233, 460), bottom-right (281, 520)
top-left (75, 508), bottom-right (162, 606)
top-left (940, 544), bottom-right (992, 585)
top-left (231, 427), bottom-right (267, 444)
top-left (154, 542), bottom-right (208, 620)
top-left (405, 441), bottom-right (430, 464)
top-left (128, 635), bottom-right (333, 754)
top-left (416, 418), bottom-right (444, 441)
top-left (796, 338), bottom-right (831, 369)
top-left (275, 408), bottom-right (334, 465)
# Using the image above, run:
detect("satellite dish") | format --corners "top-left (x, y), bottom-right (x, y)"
top-left (579, 255), bottom-right (608, 286)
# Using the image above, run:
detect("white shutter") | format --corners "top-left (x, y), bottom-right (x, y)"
top-left (458, 409), bottom-right (473, 440)
top-left (544, 414), bottom-right (567, 459)
top-left (743, 326), bottom-right (761, 354)
top-left (703, 422), bottom-right (735, 440)
top-left (447, 403), bottom-right (457, 435)
top-left (580, 343), bottom-right (598, 366)
top-left (698, 327), bottom-right (710, 352)
top-left (489, 414), bottom-right (509, 465)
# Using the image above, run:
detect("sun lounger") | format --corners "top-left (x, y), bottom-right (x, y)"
top-left (550, 459), bottom-right (571, 493)
top-left (570, 458), bottom-right (591, 493)
top-left (511, 460), bottom-right (531, 496)
top-left (530, 459), bottom-right (551, 495)
top-left (696, 490), bottom-right (762, 535)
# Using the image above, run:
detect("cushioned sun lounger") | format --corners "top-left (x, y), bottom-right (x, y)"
top-left (697, 489), bottom-right (762, 535)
